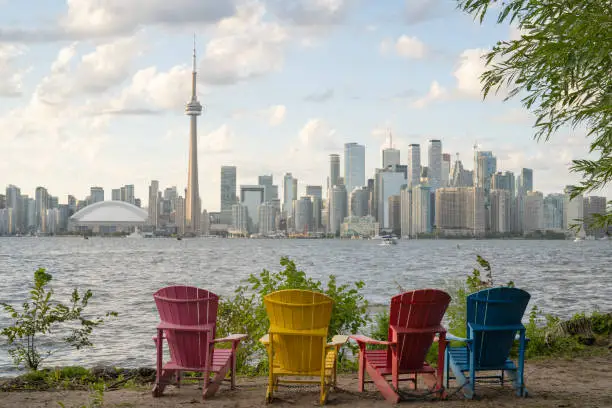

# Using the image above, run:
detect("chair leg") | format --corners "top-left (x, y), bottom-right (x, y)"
top-left (358, 346), bottom-right (366, 392)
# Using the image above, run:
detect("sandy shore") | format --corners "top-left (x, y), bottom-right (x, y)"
top-left (1, 355), bottom-right (610, 407)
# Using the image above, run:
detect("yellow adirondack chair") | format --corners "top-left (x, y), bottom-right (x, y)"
top-left (259, 289), bottom-right (348, 405)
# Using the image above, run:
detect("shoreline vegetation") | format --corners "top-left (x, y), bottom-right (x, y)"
top-left (0, 256), bottom-right (610, 407)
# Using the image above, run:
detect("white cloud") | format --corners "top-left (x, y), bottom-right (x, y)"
top-left (298, 118), bottom-right (341, 151)
top-left (200, 124), bottom-right (234, 153)
top-left (0, 44), bottom-right (28, 96)
top-left (380, 35), bottom-right (426, 59)
top-left (265, 105), bottom-right (287, 126)
top-left (60, 0), bottom-right (235, 37)
top-left (411, 81), bottom-right (447, 108)
top-left (454, 48), bottom-right (488, 98)
top-left (35, 36), bottom-right (142, 105)
top-left (199, 2), bottom-right (290, 85)
top-left (107, 65), bottom-right (192, 112)
top-left (404, 0), bottom-right (452, 24)
top-left (268, 0), bottom-right (355, 26)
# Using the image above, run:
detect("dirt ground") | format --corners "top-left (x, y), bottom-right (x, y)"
top-left (1, 355), bottom-right (610, 408)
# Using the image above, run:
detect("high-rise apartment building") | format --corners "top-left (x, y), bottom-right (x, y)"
top-left (35, 187), bottom-right (48, 232)
top-left (563, 186), bottom-right (584, 233)
top-left (329, 184), bottom-right (347, 235)
top-left (411, 185), bottom-right (432, 235)
top-left (344, 142), bottom-right (366, 196)
top-left (489, 189), bottom-right (510, 233)
top-left (427, 139), bottom-right (442, 190)
top-left (375, 169), bottom-right (406, 229)
top-left (283, 173), bottom-right (294, 216)
top-left (543, 193), bottom-right (565, 230)
top-left (407, 144), bottom-right (421, 188)
top-left (90, 187), bottom-right (104, 203)
top-left (111, 189), bottom-right (121, 201)
top-left (148, 180), bottom-right (159, 228)
top-left (492, 171), bottom-right (516, 198)
top-left (258, 174), bottom-right (278, 202)
top-left (441, 153), bottom-right (451, 187)
top-left (518, 168), bottom-right (533, 195)
top-left (583, 196), bottom-right (607, 237)
top-left (523, 191), bottom-right (544, 232)
top-left (329, 154), bottom-right (340, 192)
top-left (305, 185), bottom-right (323, 200)
top-left (350, 187), bottom-right (369, 217)
top-left (400, 186), bottom-right (412, 238)
top-left (294, 197), bottom-right (314, 233)
top-left (220, 166), bottom-right (237, 223)
top-left (388, 195), bottom-right (401, 233)
top-left (434, 187), bottom-right (485, 236)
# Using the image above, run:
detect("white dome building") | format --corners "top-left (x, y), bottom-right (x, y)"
top-left (70, 201), bottom-right (148, 233)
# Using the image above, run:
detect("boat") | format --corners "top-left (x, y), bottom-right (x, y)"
top-left (380, 235), bottom-right (398, 245)
top-left (574, 226), bottom-right (586, 242)
top-left (126, 228), bottom-right (143, 239)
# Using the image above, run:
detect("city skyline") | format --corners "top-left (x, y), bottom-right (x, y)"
top-left (1, 1), bottom-right (609, 212)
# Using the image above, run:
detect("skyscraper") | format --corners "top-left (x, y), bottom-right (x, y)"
top-left (407, 144), bottom-right (421, 188)
top-left (283, 173), bottom-right (294, 216)
top-left (329, 154), bottom-right (340, 191)
top-left (382, 131), bottom-right (400, 168)
top-left (148, 180), bottom-right (159, 228)
top-left (518, 168), bottom-right (533, 195)
top-left (441, 153), bottom-right (451, 187)
top-left (427, 139), bottom-right (442, 190)
top-left (344, 142), bottom-right (366, 196)
top-left (185, 37), bottom-right (202, 235)
top-left (90, 187), bottom-right (104, 203)
top-left (221, 166), bottom-right (237, 223)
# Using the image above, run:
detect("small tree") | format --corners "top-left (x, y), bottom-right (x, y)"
top-left (1, 268), bottom-right (117, 371)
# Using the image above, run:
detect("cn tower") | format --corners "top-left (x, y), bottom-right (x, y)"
top-left (185, 36), bottom-right (202, 235)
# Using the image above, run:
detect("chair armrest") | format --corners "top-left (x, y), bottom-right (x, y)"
top-left (469, 322), bottom-right (526, 332)
top-left (349, 334), bottom-right (394, 346)
top-left (259, 334), bottom-right (270, 345)
top-left (446, 333), bottom-right (471, 343)
top-left (327, 335), bottom-right (349, 347)
top-left (391, 324), bottom-right (446, 335)
top-left (213, 333), bottom-right (248, 343)
top-left (156, 321), bottom-right (215, 333)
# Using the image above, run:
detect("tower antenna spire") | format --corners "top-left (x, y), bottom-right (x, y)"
top-left (191, 34), bottom-right (197, 101)
top-left (388, 128), bottom-right (393, 148)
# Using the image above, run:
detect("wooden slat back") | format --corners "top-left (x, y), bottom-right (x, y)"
top-left (466, 287), bottom-right (530, 368)
top-left (153, 286), bottom-right (219, 368)
top-left (388, 289), bottom-right (450, 369)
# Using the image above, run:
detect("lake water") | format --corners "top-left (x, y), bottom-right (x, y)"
top-left (0, 237), bottom-right (610, 375)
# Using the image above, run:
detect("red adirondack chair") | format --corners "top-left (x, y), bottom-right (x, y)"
top-left (152, 286), bottom-right (247, 400)
top-left (350, 289), bottom-right (451, 404)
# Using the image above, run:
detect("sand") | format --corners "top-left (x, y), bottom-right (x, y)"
top-left (0, 355), bottom-right (610, 408)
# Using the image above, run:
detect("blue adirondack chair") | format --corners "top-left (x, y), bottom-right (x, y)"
top-left (444, 287), bottom-right (530, 399)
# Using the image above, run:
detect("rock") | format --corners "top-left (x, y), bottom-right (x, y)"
top-left (91, 365), bottom-right (119, 380)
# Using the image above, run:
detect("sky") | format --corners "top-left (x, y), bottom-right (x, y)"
top-left (1, 0), bottom-right (609, 211)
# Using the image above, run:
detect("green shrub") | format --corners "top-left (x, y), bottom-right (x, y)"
top-left (216, 256), bottom-right (369, 375)
top-left (1, 268), bottom-right (118, 371)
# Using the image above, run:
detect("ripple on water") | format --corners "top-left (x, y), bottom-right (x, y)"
top-left (0, 237), bottom-right (610, 375)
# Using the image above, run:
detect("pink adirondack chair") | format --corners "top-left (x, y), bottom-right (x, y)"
top-left (350, 289), bottom-right (451, 404)
top-left (152, 286), bottom-right (247, 400)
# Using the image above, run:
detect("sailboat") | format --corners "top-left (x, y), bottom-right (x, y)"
top-left (574, 226), bottom-right (586, 242)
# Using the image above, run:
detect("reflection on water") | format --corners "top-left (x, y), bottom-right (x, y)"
top-left (0, 237), bottom-right (610, 375)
